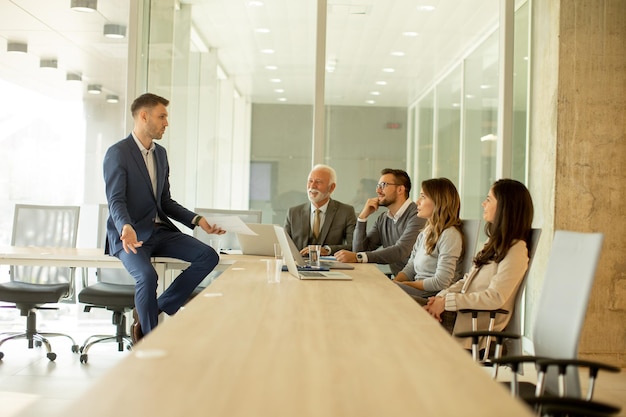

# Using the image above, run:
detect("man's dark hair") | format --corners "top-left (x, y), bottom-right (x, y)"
top-left (380, 168), bottom-right (411, 197)
top-left (131, 93), bottom-right (169, 117)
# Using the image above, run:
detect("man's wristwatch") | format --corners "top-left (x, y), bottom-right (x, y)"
top-left (193, 215), bottom-right (203, 226)
top-left (356, 252), bottom-right (364, 263)
top-left (323, 245), bottom-right (331, 255)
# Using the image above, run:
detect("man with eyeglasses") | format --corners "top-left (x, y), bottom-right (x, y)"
top-left (285, 164), bottom-right (357, 256)
top-left (335, 168), bottom-right (425, 277)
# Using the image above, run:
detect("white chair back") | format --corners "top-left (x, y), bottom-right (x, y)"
top-left (532, 230), bottom-right (604, 397)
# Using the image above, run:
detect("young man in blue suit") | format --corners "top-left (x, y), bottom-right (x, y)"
top-left (284, 164), bottom-right (357, 256)
top-left (103, 93), bottom-right (224, 343)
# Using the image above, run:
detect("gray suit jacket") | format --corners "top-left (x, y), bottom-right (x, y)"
top-left (284, 199), bottom-right (357, 254)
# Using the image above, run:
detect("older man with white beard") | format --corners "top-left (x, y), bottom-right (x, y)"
top-left (284, 164), bottom-right (357, 256)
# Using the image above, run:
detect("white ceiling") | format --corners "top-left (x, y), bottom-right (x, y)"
top-left (0, 0), bottom-right (501, 107)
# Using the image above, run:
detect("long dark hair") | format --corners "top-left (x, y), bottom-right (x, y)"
top-left (474, 179), bottom-right (533, 267)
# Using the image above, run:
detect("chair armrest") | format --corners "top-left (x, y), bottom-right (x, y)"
top-left (536, 358), bottom-right (621, 376)
top-left (525, 396), bottom-right (622, 416)
top-left (536, 358), bottom-right (621, 400)
top-left (458, 308), bottom-right (510, 316)
top-left (455, 330), bottom-right (521, 340)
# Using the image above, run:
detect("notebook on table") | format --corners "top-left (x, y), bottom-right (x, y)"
top-left (274, 225), bottom-right (353, 281)
top-left (236, 223), bottom-right (280, 256)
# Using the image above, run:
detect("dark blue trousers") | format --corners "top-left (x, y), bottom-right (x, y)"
top-left (116, 225), bottom-right (218, 334)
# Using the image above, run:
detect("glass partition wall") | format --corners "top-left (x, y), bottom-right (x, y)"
top-left (0, 0), bottom-right (530, 236)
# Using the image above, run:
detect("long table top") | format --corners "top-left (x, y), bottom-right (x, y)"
top-left (58, 257), bottom-right (532, 416)
top-left (0, 246), bottom-right (188, 269)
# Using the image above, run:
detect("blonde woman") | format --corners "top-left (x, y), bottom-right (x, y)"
top-left (394, 178), bottom-right (464, 298)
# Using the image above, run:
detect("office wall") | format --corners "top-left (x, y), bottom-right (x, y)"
top-left (528, 0), bottom-right (626, 366)
top-left (250, 103), bottom-right (408, 225)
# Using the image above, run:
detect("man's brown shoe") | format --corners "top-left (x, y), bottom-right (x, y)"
top-left (131, 308), bottom-right (143, 344)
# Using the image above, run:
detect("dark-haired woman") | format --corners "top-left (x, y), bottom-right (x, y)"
top-left (424, 179), bottom-right (534, 350)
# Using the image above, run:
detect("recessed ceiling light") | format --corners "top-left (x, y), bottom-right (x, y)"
top-left (382, 68), bottom-right (395, 73)
top-left (370, 91), bottom-right (380, 96)
top-left (265, 65), bottom-right (278, 70)
top-left (7, 41), bottom-right (28, 54)
top-left (248, 1), bottom-right (264, 7)
top-left (391, 51), bottom-right (405, 57)
top-left (87, 84), bottom-right (102, 94)
top-left (260, 49), bottom-right (275, 54)
top-left (417, 5), bottom-right (436, 12)
top-left (480, 84), bottom-right (491, 89)
top-left (277, 98), bottom-right (287, 102)
top-left (274, 88), bottom-right (284, 93)
top-left (376, 81), bottom-right (387, 86)
top-left (66, 72), bottom-right (82, 82)
top-left (255, 28), bottom-right (270, 33)
top-left (71, 0), bottom-right (97, 12)
top-left (40, 59), bottom-right (58, 69)
top-left (104, 24), bottom-right (127, 39)
top-left (270, 78), bottom-right (281, 83)
top-left (403, 31), bottom-right (419, 37)
top-left (106, 95), bottom-right (119, 103)
top-left (365, 100), bottom-right (375, 104)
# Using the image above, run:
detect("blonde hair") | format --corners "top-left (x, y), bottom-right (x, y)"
top-left (421, 178), bottom-right (463, 255)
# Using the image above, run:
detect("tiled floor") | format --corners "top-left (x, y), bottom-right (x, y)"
top-left (1, 307), bottom-right (625, 417)
top-left (0, 305), bottom-right (129, 417)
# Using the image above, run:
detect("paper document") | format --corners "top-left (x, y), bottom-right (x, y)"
top-left (202, 215), bottom-right (258, 235)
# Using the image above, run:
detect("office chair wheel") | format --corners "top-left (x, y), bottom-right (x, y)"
top-left (0, 351), bottom-right (4, 360)
top-left (71, 344), bottom-right (79, 353)
top-left (35, 340), bottom-right (42, 348)
top-left (46, 352), bottom-right (57, 361)
top-left (80, 354), bottom-right (88, 364)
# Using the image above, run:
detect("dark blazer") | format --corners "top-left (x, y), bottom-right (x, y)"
top-left (103, 135), bottom-right (196, 255)
top-left (284, 199), bottom-right (357, 254)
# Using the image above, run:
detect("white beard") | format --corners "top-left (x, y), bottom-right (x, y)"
top-left (308, 189), bottom-right (330, 204)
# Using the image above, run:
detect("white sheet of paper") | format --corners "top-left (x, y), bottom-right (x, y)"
top-left (202, 215), bottom-right (258, 235)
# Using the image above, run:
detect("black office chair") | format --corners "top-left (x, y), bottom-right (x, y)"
top-left (77, 204), bottom-right (135, 364)
top-left (0, 204), bottom-right (80, 361)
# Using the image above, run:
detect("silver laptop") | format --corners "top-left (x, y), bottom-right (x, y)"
top-left (274, 225), bottom-right (352, 281)
top-left (282, 229), bottom-right (355, 271)
top-left (237, 223), bottom-right (280, 256)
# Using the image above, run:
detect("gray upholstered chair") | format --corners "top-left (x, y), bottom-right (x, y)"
top-left (0, 204), bottom-right (80, 361)
top-left (459, 219), bottom-right (481, 281)
top-left (77, 204), bottom-right (135, 364)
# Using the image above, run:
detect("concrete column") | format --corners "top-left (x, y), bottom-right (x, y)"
top-left (528, 0), bottom-right (626, 366)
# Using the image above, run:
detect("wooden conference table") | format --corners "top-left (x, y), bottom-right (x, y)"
top-left (55, 254), bottom-right (532, 417)
top-left (0, 246), bottom-right (190, 294)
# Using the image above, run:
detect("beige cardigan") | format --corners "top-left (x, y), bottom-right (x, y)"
top-left (436, 240), bottom-right (529, 349)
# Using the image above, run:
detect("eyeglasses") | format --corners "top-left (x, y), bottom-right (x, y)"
top-left (376, 182), bottom-right (400, 190)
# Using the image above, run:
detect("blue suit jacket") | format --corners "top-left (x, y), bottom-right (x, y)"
top-left (103, 135), bottom-right (196, 255)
